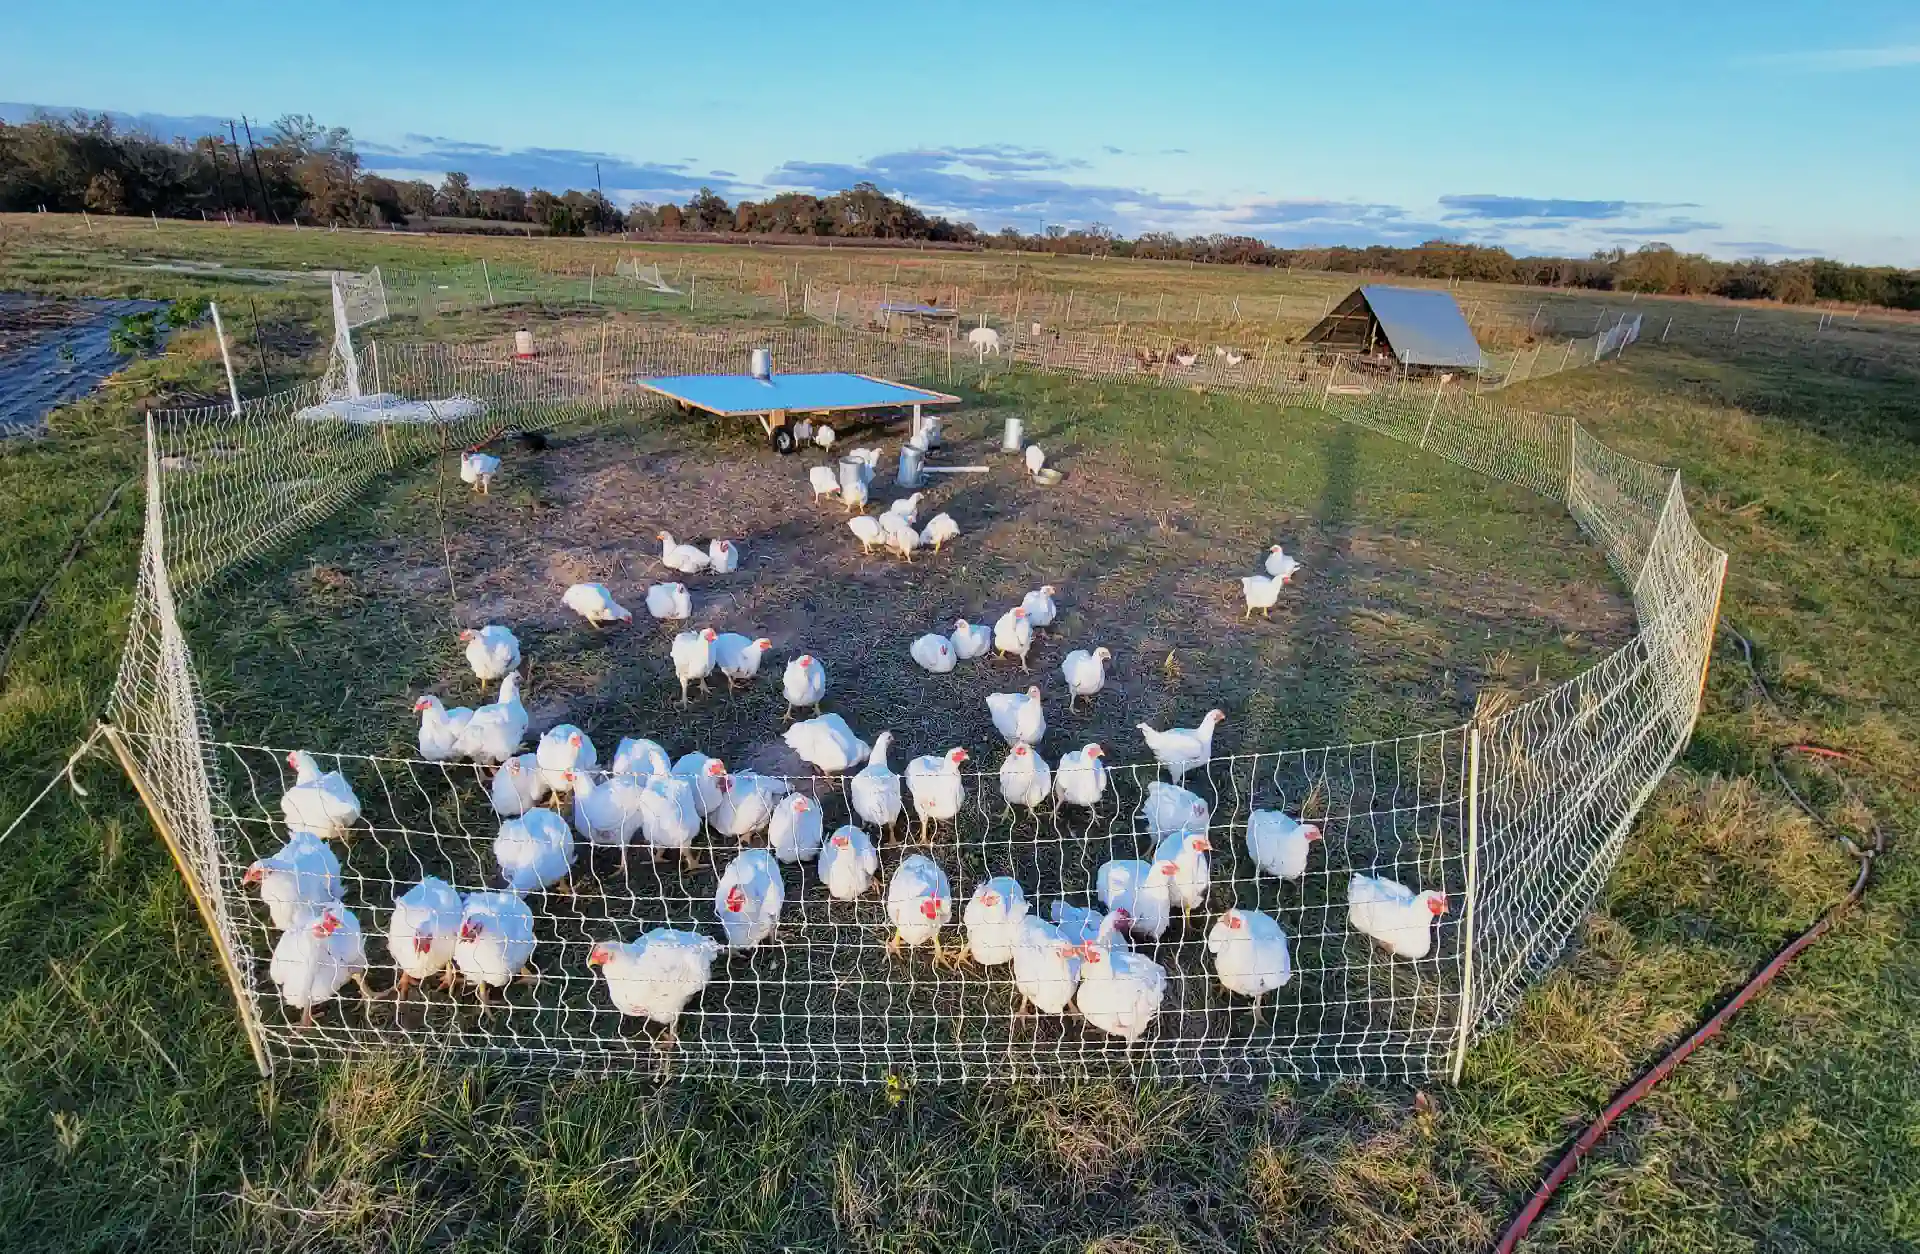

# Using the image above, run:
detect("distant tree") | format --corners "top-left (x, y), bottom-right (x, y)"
top-left (682, 186), bottom-right (733, 231)
top-left (656, 201), bottom-right (683, 230)
top-left (83, 170), bottom-right (126, 214)
top-left (394, 180), bottom-right (436, 218)
top-left (436, 171), bottom-right (474, 217)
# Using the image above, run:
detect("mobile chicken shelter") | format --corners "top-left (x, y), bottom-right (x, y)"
top-left (1301, 285), bottom-right (1484, 372)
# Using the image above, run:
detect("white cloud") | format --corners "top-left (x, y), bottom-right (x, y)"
top-left (1748, 43), bottom-right (1920, 71)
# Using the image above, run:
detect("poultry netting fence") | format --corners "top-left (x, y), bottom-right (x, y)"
top-left (105, 313), bottom-right (1723, 1082)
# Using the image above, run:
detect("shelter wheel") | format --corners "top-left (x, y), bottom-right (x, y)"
top-left (771, 425), bottom-right (797, 455)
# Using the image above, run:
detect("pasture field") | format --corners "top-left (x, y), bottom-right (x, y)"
top-left (0, 215), bottom-right (1915, 1252)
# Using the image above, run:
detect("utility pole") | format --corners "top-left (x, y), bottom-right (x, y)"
top-left (227, 121), bottom-right (254, 219)
top-left (240, 116), bottom-right (278, 223)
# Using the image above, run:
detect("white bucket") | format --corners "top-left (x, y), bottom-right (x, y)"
top-left (750, 347), bottom-right (772, 379)
top-left (1002, 416), bottom-right (1024, 452)
top-left (838, 456), bottom-right (868, 498)
top-left (897, 446), bottom-right (925, 488)
top-left (513, 329), bottom-right (535, 358)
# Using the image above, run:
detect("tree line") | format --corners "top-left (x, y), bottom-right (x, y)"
top-left (3, 112), bottom-right (1914, 311)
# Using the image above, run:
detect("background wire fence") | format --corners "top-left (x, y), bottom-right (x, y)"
top-left (107, 305), bottom-right (1724, 1081)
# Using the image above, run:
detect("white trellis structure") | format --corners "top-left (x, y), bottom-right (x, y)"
top-left (105, 313), bottom-right (1723, 1082)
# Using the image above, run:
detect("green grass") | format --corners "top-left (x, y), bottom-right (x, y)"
top-left (1, 218), bottom-right (1917, 1252)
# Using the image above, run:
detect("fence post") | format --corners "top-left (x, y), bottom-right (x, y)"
top-left (1451, 725), bottom-right (1482, 1085)
top-left (1320, 355), bottom-right (1342, 409)
top-left (481, 260), bottom-right (494, 305)
top-left (208, 302), bottom-right (242, 417)
top-left (1661, 317), bottom-right (1672, 343)
top-left (588, 264), bottom-right (595, 303)
top-left (1419, 378), bottom-right (1446, 448)
top-left (783, 281), bottom-right (791, 319)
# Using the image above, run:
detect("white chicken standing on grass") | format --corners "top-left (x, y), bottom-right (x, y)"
top-left (911, 633), bottom-right (956, 673)
top-left (639, 772), bottom-right (704, 869)
top-left (880, 510), bottom-right (921, 561)
top-left (382, 876), bottom-right (463, 1003)
top-left (963, 876), bottom-right (1030, 966)
top-left (997, 743), bottom-right (1052, 812)
top-left (814, 423), bottom-right (837, 453)
top-left (1094, 857), bottom-right (1179, 940)
top-left (670, 628), bottom-right (719, 705)
top-left (809, 464), bottom-right (841, 502)
top-left (783, 712), bottom-right (870, 774)
top-left (920, 512), bottom-right (959, 552)
top-left (646, 582), bottom-right (691, 621)
top-left (243, 830), bottom-right (342, 931)
top-left (1265, 545), bottom-right (1302, 583)
top-left (710, 769), bottom-right (791, 842)
top-left (1208, 908), bottom-right (1293, 1020)
top-left (1053, 744), bottom-right (1109, 811)
top-left (886, 854), bottom-right (955, 965)
top-left (993, 605), bottom-right (1035, 669)
top-left (712, 634), bottom-right (773, 689)
top-left (568, 769), bottom-right (648, 867)
top-left (1060, 647), bottom-right (1111, 710)
top-left (986, 686), bottom-right (1046, 748)
top-left (841, 474), bottom-right (870, 513)
top-left (1153, 829), bottom-right (1214, 917)
top-left (1137, 710), bottom-right (1225, 784)
top-left (414, 694), bottom-right (474, 762)
top-left (672, 752), bottom-right (728, 818)
top-left (1246, 809), bottom-right (1322, 883)
top-left (453, 890), bottom-right (538, 1015)
top-left (610, 736), bottom-right (671, 782)
top-left (950, 619), bottom-right (991, 660)
top-left (850, 731), bottom-right (903, 834)
top-left (460, 672), bottom-right (530, 767)
top-left (1075, 914), bottom-right (1168, 1042)
top-left (819, 825), bottom-right (881, 899)
top-left (1143, 780), bottom-right (1211, 840)
top-left (767, 792), bottom-right (824, 863)
top-left (886, 493), bottom-right (923, 525)
top-left (270, 904), bottom-right (372, 1027)
top-left (782, 655), bottom-right (826, 719)
top-left (1240, 574), bottom-right (1284, 619)
top-left (536, 724), bottom-right (598, 796)
top-left (1012, 916), bottom-right (1084, 1015)
top-left (905, 747), bottom-right (970, 839)
top-left (708, 538), bottom-right (740, 574)
top-left (280, 751), bottom-right (362, 839)
top-left (847, 514), bottom-right (884, 554)
top-left (1348, 873), bottom-right (1448, 960)
top-left (460, 624), bottom-right (520, 687)
top-left (562, 582), bottom-right (633, 627)
top-left (494, 807), bottom-right (576, 894)
top-left (589, 929), bottom-right (721, 1035)
top-left (656, 530), bottom-right (711, 574)
top-left (459, 450), bottom-right (500, 494)
top-left (488, 753), bottom-right (547, 817)
top-left (1050, 901), bottom-right (1132, 956)
top-left (1021, 586), bottom-right (1058, 628)
top-left (714, 848), bottom-right (784, 951)
top-left (1025, 444), bottom-right (1046, 478)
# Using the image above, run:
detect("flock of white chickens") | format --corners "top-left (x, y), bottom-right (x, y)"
top-left (252, 431), bottom-right (1451, 1047)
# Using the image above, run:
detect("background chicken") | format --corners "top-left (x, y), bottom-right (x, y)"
top-left (494, 807), bottom-right (576, 894)
top-left (646, 582), bottom-right (692, 621)
top-left (819, 825), bottom-right (880, 899)
top-left (243, 830), bottom-right (341, 931)
top-left (453, 890), bottom-right (538, 1014)
top-left (460, 624), bottom-right (520, 687)
top-left (1246, 809), bottom-right (1322, 883)
top-left (280, 750), bottom-right (361, 839)
top-left (997, 743), bottom-right (1052, 811)
top-left (1136, 709), bottom-right (1225, 783)
top-left (1348, 873), bottom-right (1448, 960)
top-left (782, 655), bottom-right (826, 718)
top-left (767, 792), bottom-right (823, 863)
top-left (269, 904), bottom-right (370, 1028)
top-left (1060, 646), bottom-right (1110, 709)
top-left (670, 628), bottom-right (718, 705)
top-left (986, 686), bottom-right (1045, 747)
top-left (489, 752), bottom-right (548, 817)
top-left (993, 606), bottom-right (1034, 668)
top-left (905, 746), bottom-right (969, 838)
top-left (1075, 916), bottom-right (1168, 1042)
top-left (384, 876), bottom-right (463, 1002)
top-left (536, 723), bottom-right (598, 795)
top-left (562, 582), bottom-right (632, 627)
top-left (1208, 907), bottom-right (1293, 1020)
top-left (414, 694), bottom-right (473, 761)
top-left (714, 849), bottom-right (784, 950)
top-left (1053, 744), bottom-right (1108, 810)
top-left (850, 730), bottom-right (903, 834)
top-left (885, 854), bottom-right (954, 965)
top-left (963, 876), bottom-right (1030, 966)
top-left (459, 672), bottom-right (529, 766)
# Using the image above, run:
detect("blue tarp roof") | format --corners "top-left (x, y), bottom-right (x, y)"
top-left (1357, 285), bottom-right (1484, 369)
top-left (635, 372), bottom-right (960, 417)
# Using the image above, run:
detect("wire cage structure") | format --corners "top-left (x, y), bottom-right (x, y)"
top-left (105, 300), bottom-right (1721, 1083)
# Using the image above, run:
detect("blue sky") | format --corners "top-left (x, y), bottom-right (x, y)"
top-left (5, 1), bottom-right (1917, 264)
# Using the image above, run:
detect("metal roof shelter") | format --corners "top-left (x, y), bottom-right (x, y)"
top-left (634, 368), bottom-right (960, 453)
top-left (1301, 285), bottom-right (1485, 370)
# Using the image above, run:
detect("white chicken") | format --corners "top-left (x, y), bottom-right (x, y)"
top-left (847, 514), bottom-right (884, 554)
top-left (488, 753), bottom-right (547, 817)
top-left (1094, 857), bottom-right (1179, 940)
top-left (639, 772), bottom-right (704, 868)
top-left (1075, 917), bottom-right (1168, 1042)
top-left (563, 582), bottom-right (633, 627)
top-left (384, 876), bottom-right (463, 1000)
top-left (1143, 780), bottom-right (1211, 840)
top-left (280, 750), bottom-right (361, 839)
top-left (708, 537), bottom-right (740, 574)
top-left (997, 742), bottom-right (1052, 811)
top-left (535, 723), bottom-right (598, 795)
top-left (782, 713), bottom-right (870, 774)
top-left (879, 511), bottom-right (920, 561)
top-left (610, 736), bottom-right (671, 781)
top-left (712, 634), bottom-right (772, 689)
top-left (767, 792), bottom-right (824, 863)
top-left (714, 848), bottom-right (784, 951)
top-left (782, 654), bottom-right (826, 718)
top-left (841, 474), bottom-right (870, 513)
top-left (963, 876), bottom-right (1030, 966)
top-left (1136, 710), bottom-right (1226, 783)
top-left (1012, 917), bottom-right (1083, 1014)
top-left (656, 530), bottom-right (711, 573)
top-left (1021, 585), bottom-right (1058, 628)
top-left (910, 633), bottom-right (956, 673)
top-left (885, 854), bottom-right (954, 964)
top-left (1348, 873), bottom-right (1449, 960)
top-left (568, 768), bottom-right (648, 866)
top-left (919, 512), bottom-right (959, 552)
top-left (814, 423), bottom-right (837, 452)
top-left (460, 624), bottom-right (520, 687)
top-left (413, 694), bottom-right (474, 762)
top-left (1208, 908), bottom-right (1293, 1018)
top-left (850, 730), bottom-right (903, 832)
top-left (494, 807), bottom-right (575, 894)
top-left (1153, 829), bottom-right (1214, 915)
top-left (886, 493), bottom-right (923, 525)
top-left (986, 685), bottom-right (1046, 747)
top-left (672, 752), bottom-right (727, 817)
top-left (1265, 545), bottom-right (1302, 583)
top-left (1246, 809), bottom-right (1322, 883)
top-left (1060, 647), bottom-right (1111, 709)
top-left (1024, 444), bottom-right (1046, 477)
top-left (589, 929), bottom-right (720, 1032)
top-left (809, 464), bottom-right (841, 502)
top-left (646, 581), bottom-right (691, 621)
top-left (460, 672), bottom-right (529, 767)
top-left (1050, 901), bottom-right (1132, 956)
top-left (950, 618), bottom-right (991, 660)
top-left (1052, 744), bottom-right (1109, 810)
top-left (269, 904), bottom-right (370, 1026)
top-left (1240, 574), bottom-right (1284, 619)
top-left (459, 449), bottom-right (500, 494)
top-left (670, 627), bottom-right (719, 705)
top-left (905, 746), bottom-right (970, 838)
top-left (993, 605), bottom-right (1034, 669)
top-left (818, 825), bottom-right (880, 899)
top-left (242, 830), bottom-right (342, 931)
top-left (709, 769), bottom-right (791, 841)
top-left (453, 890), bottom-right (538, 1013)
